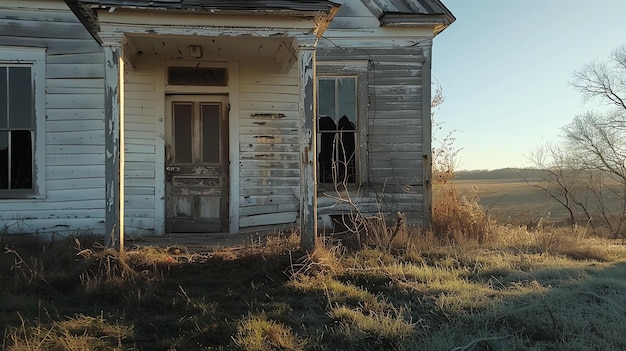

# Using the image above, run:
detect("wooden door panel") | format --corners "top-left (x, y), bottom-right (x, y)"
top-left (165, 95), bottom-right (228, 233)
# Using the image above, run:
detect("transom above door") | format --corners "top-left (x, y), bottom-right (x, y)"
top-left (165, 95), bottom-right (229, 233)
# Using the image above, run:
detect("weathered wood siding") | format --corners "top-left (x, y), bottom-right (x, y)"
top-left (123, 61), bottom-right (160, 233)
top-left (238, 64), bottom-right (301, 228)
top-left (0, 0), bottom-right (105, 235)
top-left (317, 0), bottom-right (434, 223)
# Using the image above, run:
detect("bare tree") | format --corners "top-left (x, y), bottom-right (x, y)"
top-left (571, 45), bottom-right (626, 110)
top-left (527, 143), bottom-right (587, 226)
top-left (560, 45), bottom-right (626, 237)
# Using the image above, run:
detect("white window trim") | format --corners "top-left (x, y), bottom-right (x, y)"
top-left (0, 47), bottom-right (46, 199)
top-left (316, 60), bottom-right (369, 190)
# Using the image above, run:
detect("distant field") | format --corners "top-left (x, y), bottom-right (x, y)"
top-left (455, 179), bottom-right (555, 225)
top-left (455, 173), bottom-right (626, 227)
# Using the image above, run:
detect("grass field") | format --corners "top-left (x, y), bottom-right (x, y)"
top-left (3, 172), bottom-right (626, 350)
top-left (456, 179), bottom-right (556, 225)
top-left (2, 223), bottom-right (626, 350)
top-left (455, 178), bottom-right (626, 229)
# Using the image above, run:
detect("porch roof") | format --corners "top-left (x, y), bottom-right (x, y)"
top-left (65, 0), bottom-right (341, 44)
top-left (69, 0), bottom-right (340, 13)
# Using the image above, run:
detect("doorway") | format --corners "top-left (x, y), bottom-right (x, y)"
top-left (165, 95), bottom-right (229, 232)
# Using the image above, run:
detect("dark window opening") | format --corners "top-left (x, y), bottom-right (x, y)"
top-left (0, 66), bottom-right (34, 192)
top-left (168, 67), bottom-right (227, 86)
top-left (317, 77), bottom-right (357, 186)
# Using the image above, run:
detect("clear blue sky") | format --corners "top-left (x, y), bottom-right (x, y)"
top-left (431, 0), bottom-right (626, 170)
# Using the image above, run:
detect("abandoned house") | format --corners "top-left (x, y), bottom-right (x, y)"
top-left (0, 0), bottom-right (454, 249)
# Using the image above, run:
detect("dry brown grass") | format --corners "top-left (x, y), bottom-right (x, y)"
top-left (3, 212), bottom-right (626, 351)
top-left (431, 181), bottom-right (494, 244)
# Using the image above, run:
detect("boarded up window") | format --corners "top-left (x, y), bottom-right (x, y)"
top-left (168, 67), bottom-right (227, 86)
top-left (317, 77), bottom-right (357, 186)
top-left (0, 66), bottom-right (34, 191)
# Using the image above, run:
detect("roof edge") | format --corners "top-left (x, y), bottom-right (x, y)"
top-left (379, 12), bottom-right (454, 35)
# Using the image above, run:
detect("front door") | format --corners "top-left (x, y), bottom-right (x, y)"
top-left (165, 95), bottom-right (229, 232)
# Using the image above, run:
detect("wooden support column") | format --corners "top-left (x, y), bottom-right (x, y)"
top-left (103, 38), bottom-right (124, 250)
top-left (420, 40), bottom-right (433, 229)
top-left (297, 40), bottom-right (318, 251)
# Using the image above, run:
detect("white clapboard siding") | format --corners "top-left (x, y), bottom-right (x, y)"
top-left (122, 66), bottom-right (159, 233)
top-left (238, 65), bottom-right (301, 228)
top-left (0, 2), bottom-right (107, 236)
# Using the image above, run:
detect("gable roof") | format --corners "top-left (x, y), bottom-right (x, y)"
top-left (361, 0), bottom-right (454, 34)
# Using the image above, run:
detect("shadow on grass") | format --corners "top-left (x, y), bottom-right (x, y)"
top-left (1, 233), bottom-right (626, 350)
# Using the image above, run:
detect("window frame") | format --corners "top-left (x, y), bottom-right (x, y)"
top-left (316, 61), bottom-right (368, 190)
top-left (0, 47), bottom-right (46, 199)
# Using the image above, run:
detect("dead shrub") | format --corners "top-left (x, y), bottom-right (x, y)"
top-left (431, 182), bottom-right (493, 244)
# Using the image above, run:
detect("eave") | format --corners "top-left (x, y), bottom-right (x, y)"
top-left (379, 12), bottom-right (454, 35)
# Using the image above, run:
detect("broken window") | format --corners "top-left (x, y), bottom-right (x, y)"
top-left (0, 66), bottom-right (34, 191)
top-left (317, 76), bottom-right (357, 187)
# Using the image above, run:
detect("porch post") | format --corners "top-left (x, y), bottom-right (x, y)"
top-left (420, 40), bottom-right (433, 229)
top-left (296, 39), bottom-right (318, 251)
top-left (103, 36), bottom-right (125, 250)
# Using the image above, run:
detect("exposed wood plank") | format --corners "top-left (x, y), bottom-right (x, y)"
top-left (47, 130), bottom-right (104, 145)
top-left (47, 188), bottom-right (103, 202)
top-left (0, 36), bottom-right (101, 54)
top-left (239, 118), bottom-right (299, 128)
top-left (126, 130), bottom-right (156, 140)
top-left (240, 143), bottom-right (300, 153)
top-left (239, 101), bottom-right (299, 111)
top-left (240, 92), bottom-right (299, 103)
top-left (47, 78), bottom-right (103, 89)
top-left (47, 53), bottom-right (103, 64)
top-left (125, 169), bottom-right (156, 179)
top-left (241, 195), bottom-right (299, 207)
top-left (47, 178), bottom-right (103, 191)
top-left (46, 64), bottom-right (104, 78)
top-left (46, 120), bottom-right (104, 132)
top-left (0, 199), bottom-right (104, 211)
top-left (241, 177), bottom-right (300, 187)
top-left (47, 94), bottom-right (103, 109)
top-left (48, 145), bottom-right (103, 154)
top-left (124, 144), bottom-right (155, 154)
top-left (125, 122), bottom-right (156, 132)
top-left (125, 106), bottom-right (157, 117)
top-left (125, 162), bottom-right (155, 171)
top-left (0, 7), bottom-right (81, 23)
top-left (125, 153), bottom-right (156, 162)
top-left (0, 19), bottom-right (92, 40)
top-left (240, 212), bottom-right (297, 228)
top-left (47, 165), bottom-right (105, 180)
top-left (240, 127), bottom-right (298, 136)
top-left (125, 195), bottom-right (156, 209)
top-left (240, 169), bottom-right (300, 178)
top-left (240, 84), bottom-right (299, 94)
top-left (238, 160), bottom-right (300, 169)
top-left (0, 218), bottom-right (104, 235)
top-left (125, 82), bottom-right (155, 92)
top-left (46, 108), bottom-right (104, 120)
top-left (125, 187), bottom-right (155, 196)
top-left (47, 154), bottom-right (104, 166)
top-left (240, 134), bottom-right (299, 144)
top-left (239, 203), bottom-right (298, 216)
top-left (240, 186), bottom-right (299, 197)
